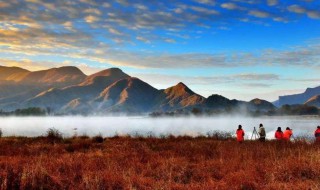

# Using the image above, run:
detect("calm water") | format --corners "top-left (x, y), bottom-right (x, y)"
top-left (0, 116), bottom-right (318, 139)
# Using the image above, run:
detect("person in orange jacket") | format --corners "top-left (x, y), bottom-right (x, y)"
top-left (236, 125), bottom-right (245, 143)
top-left (315, 126), bottom-right (320, 142)
top-left (274, 127), bottom-right (283, 140)
top-left (283, 127), bottom-right (293, 141)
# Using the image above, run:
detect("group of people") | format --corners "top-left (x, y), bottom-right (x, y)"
top-left (236, 124), bottom-right (320, 143)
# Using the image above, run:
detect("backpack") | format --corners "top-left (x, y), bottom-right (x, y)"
top-left (260, 127), bottom-right (266, 137)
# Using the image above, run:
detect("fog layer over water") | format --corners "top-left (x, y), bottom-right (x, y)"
top-left (0, 116), bottom-right (318, 139)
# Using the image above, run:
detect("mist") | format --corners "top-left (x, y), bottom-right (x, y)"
top-left (0, 116), bottom-right (318, 139)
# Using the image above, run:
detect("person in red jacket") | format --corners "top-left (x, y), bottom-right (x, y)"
top-left (236, 125), bottom-right (245, 143)
top-left (315, 126), bottom-right (320, 142)
top-left (283, 127), bottom-right (293, 141)
top-left (275, 127), bottom-right (283, 140)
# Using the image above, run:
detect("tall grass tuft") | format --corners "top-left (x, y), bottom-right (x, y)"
top-left (46, 128), bottom-right (63, 144)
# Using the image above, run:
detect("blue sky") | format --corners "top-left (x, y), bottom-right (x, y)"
top-left (1, 0), bottom-right (320, 101)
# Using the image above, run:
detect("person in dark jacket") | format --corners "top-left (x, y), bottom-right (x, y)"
top-left (258, 123), bottom-right (266, 142)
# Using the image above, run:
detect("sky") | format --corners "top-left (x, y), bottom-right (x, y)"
top-left (1, 0), bottom-right (320, 101)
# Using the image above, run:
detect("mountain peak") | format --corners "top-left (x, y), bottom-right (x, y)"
top-left (165, 82), bottom-right (194, 95)
top-left (93, 68), bottom-right (125, 77)
top-left (54, 66), bottom-right (85, 76)
top-left (80, 68), bottom-right (129, 86)
top-left (176, 82), bottom-right (187, 87)
top-left (250, 98), bottom-right (263, 105)
top-left (248, 98), bottom-right (275, 110)
top-left (207, 94), bottom-right (230, 100)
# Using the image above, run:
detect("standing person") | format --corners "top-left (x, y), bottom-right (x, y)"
top-left (274, 127), bottom-right (283, 140)
top-left (236, 125), bottom-right (245, 143)
top-left (283, 127), bottom-right (293, 141)
top-left (315, 126), bottom-right (320, 142)
top-left (258, 123), bottom-right (266, 142)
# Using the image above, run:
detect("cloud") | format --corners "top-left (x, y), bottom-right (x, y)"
top-left (136, 36), bottom-right (150, 43)
top-left (164, 38), bottom-right (176, 43)
top-left (190, 6), bottom-right (219, 15)
top-left (84, 8), bottom-right (102, 15)
top-left (233, 74), bottom-right (279, 80)
top-left (221, 3), bottom-right (245, 10)
top-left (2, 30), bottom-right (320, 70)
top-left (307, 11), bottom-right (320, 19)
top-left (195, 0), bottom-right (216, 6)
top-left (243, 83), bottom-right (272, 87)
top-left (249, 10), bottom-right (271, 18)
top-left (84, 15), bottom-right (100, 23)
top-left (108, 28), bottom-right (123, 36)
top-left (287, 4), bottom-right (320, 19)
top-left (267, 0), bottom-right (278, 6)
top-left (287, 5), bottom-right (306, 14)
top-left (135, 72), bottom-right (279, 87)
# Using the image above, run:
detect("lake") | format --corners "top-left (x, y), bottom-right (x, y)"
top-left (0, 116), bottom-right (318, 139)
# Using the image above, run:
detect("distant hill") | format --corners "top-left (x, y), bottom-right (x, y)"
top-left (248, 98), bottom-right (276, 112)
top-left (0, 66), bottom-right (87, 111)
top-left (0, 65), bottom-right (293, 114)
top-left (24, 68), bottom-right (129, 112)
top-left (278, 86), bottom-right (320, 106)
top-left (21, 66), bottom-right (86, 85)
top-left (94, 77), bottom-right (160, 113)
top-left (205, 94), bottom-right (242, 110)
top-left (0, 66), bottom-right (30, 82)
top-left (0, 66), bottom-right (85, 85)
top-left (156, 82), bottom-right (205, 111)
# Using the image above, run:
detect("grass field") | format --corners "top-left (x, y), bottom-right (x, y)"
top-left (0, 133), bottom-right (319, 190)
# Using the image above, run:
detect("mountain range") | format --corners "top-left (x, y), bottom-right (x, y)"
top-left (275, 86), bottom-right (320, 107)
top-left (0, 65), bottom-right (316, 115)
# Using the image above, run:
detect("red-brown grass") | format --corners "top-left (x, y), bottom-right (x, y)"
top-left (0, 135), bottom-right (319, 190)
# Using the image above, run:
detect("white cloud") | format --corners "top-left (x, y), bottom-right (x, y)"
top-left (287, 5), bottom-right (306, 14)
top-left (307, 11), bottom-right (320, 19)
top-left (287, 5), bottom-right (320, 19)
top-left (195, 0), bottom-right (216, 6)
top-left (221, 3), bottom-right (245, 10)
top-left (249, 10), bottom-right (271, 18)
top-left (267, 0), bottom-right (278, 6)
top-left (84, 8), bottom-right (102, 15)
top-left (136, 36), bottom-right (150, 43)
top-left (190, 6), bottom-right (219, 15)
top-left (84, 15), bottom-right (100, 23)
top-left (108, 28), bottom-right (123, 35)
